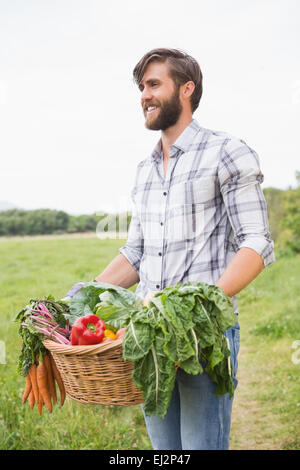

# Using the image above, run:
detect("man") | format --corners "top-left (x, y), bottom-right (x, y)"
top-left (68, 48), bottom-right (275, 449)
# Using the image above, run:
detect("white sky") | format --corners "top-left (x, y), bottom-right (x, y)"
top-left (0, 0), bottom-right (299, 215)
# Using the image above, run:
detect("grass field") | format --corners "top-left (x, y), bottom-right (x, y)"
top-left (0, 235), bottom-right (299, 450)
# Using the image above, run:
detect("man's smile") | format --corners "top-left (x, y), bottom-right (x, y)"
top-left (144, 104), bottom-right (159, 116)
top-left (146, 106), bottom-right (157, 115)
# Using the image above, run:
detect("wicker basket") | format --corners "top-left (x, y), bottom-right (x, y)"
top-left (43, 338), bottom-right (144, 406)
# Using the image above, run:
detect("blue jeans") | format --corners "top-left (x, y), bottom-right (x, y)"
top-left (142, 322), bottom-right (240, 450)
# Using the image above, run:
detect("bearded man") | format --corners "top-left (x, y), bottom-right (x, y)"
top-left (67, 48), bottom-right (275, 450)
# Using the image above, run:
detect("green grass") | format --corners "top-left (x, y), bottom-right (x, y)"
top-left (0, 236), bottom-right (299, 449)
top-left (232, 253), bottom-right (300, 450)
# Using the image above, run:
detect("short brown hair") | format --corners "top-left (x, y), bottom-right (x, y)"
top-left (133, 48), bottom-right (203, 113)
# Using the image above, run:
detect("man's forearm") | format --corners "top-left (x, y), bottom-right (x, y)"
top-left (216, 247), bottom-right (264, 297)
top-left (95, 253), bottom-right (140, 289)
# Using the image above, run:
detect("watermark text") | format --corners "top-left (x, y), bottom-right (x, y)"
top-left (291, 340), bottom-right (300, 365)
top-left (0, 341), bottom-right (6, 364)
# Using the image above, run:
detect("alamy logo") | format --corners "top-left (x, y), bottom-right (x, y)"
top-left (0, 341), bottom-right (6, 364)
top-left (95, 212), bottom-right (130, 239)
top-left (95, 203), bottom-right (206, 246)
top-left (291, 340), bottom-right (300, 365)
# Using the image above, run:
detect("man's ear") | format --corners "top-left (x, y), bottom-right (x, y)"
top-left (182, 81), bottom-right (195, 99)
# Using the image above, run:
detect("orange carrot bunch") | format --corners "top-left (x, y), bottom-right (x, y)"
top-left (22, 352), bottom-right (66, 416)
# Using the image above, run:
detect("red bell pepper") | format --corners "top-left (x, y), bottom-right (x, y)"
top-left (70, 314), bottom-right (106, 345)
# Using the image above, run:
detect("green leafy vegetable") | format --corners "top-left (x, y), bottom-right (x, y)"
top-left (68, 281), bottom-right (143, 327)
top-left (93, 280), bottom-right (237, 419)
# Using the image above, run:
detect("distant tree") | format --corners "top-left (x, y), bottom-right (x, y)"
top-left (0, 218), bottom-right (8, 236)
top-left (68, 214), bottom-right (99, 232)
top-left (54, 210), bottom-right (69, 231)
top-left (280, 171), bottom-right (300, 253)
top-left (263, 187), bottom-right (285, 241)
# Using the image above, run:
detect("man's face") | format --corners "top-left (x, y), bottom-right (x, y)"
top-left (139, 61), bottom-right (182, 131)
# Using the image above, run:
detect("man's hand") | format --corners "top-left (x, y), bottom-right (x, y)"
top-left (143, 291), bottom-right (155, 307)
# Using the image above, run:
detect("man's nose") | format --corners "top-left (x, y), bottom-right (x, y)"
top-left (141, 87), bottom-right (153, 105)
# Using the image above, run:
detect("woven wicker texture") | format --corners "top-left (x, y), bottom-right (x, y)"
top-left (43, 339), bottom-right (144, 406)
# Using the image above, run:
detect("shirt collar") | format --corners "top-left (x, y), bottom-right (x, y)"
top-left (150, 119), bottom-right (202, 163)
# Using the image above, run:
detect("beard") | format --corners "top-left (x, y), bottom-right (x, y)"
top-left (144, 85), bottom-right (182, 131)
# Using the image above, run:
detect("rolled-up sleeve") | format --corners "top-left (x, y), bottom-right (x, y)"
top-left (218, 138), bottom-right (275, 268)
top-left (119, 171), bottom-right (144, 274)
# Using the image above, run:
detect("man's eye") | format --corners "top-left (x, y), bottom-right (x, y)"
top-left (139, 82), bottom-right (158, 92)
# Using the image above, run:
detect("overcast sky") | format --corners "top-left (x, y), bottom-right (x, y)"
top-left (0, 0), bottom-right (299, 215)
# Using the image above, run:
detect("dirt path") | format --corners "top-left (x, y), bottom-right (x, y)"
top-left (230, 344), bottom-right (284, 450)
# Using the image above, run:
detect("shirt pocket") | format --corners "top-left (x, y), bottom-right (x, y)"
top-left (182, 178), bottom-right (214, 247)
top-left (184, 177), bottom-right (215, 205)
top-left (166, 178), bottom-right (211, 245)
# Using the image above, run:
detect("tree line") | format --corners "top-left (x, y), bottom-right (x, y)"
top-left (263, 172), bottom-right (300, 254)
top-left (1, 174), bottom-right (299, 254)
top-left (0, 209), bottom-right (132, 237)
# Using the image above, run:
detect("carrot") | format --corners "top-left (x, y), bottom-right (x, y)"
top-left (29, 364), bottom-right (39, 403)
top-left (49, 354), bottom-right (65, 406)
top-left (22, 374), bottom-right (32, 404)
top-left (36, 358), bottom-right (52, 413)
top-left (43, 353), bottom-right (57, 404)
top-left (38, 391), bottom-right (44, 416)
top-left (28, 389), bottom-right (35, 409)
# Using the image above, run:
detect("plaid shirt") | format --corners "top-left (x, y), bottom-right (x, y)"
top-left (120, 119), bottom-right (275, 306)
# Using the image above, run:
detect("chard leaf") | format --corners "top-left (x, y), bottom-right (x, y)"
top-left (122, 320), bottom-right (154, 361)
top-left (177, 328), bottom-right (203, 375)
top-left (187, 282), bottom-right (236, 330)
top-left (68, 284), bottom-right (108, 324)
top-left (131, 334), bottom-right (177, 419)
top-left (208, 343), bottom-right (224, 369)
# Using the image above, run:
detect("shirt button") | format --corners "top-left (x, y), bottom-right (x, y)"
top-left (160, 222), bottom-right (163, 226)
top-left (156, 285), bottom-right (160, 289)
top-left (163, 191), bottom-right (167, 196)
top-left (158, 252), bottom-right (162, 256)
